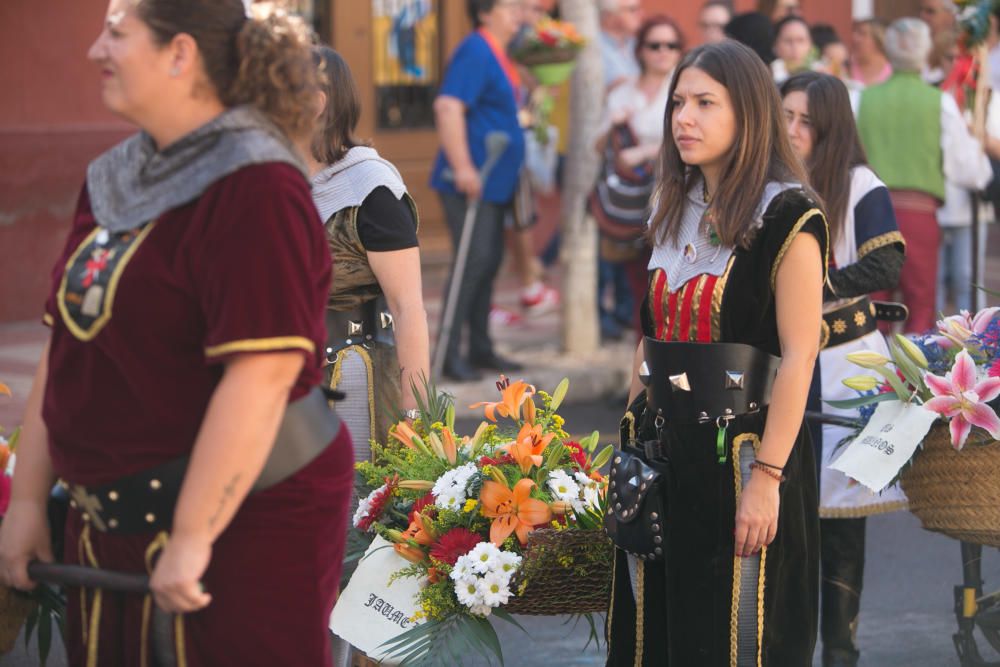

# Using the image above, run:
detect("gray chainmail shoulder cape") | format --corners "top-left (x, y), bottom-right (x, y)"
top-left (86, 106), bottom-right (306, 232)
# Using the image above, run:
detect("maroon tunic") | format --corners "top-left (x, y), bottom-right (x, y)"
top-left (42, 162), bottom-right (352, 666)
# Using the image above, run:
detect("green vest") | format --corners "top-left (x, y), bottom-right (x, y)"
top-left (858, 73), bottom-right (945, 201)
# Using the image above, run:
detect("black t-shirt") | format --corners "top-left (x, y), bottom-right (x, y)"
top-left (356, 186), bottom-right (419, 252)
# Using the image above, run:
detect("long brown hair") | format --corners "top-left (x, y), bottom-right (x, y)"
top-left (634, 14), bottom-right (685, 73)
top-left (136, 0), bottom-right (319, 140)
top-left (780, 71), bottom-right (867, 249)
top-left (311, 46), bottom-right (364, 164)
top-left (649, 40), bottom-right (812, 248)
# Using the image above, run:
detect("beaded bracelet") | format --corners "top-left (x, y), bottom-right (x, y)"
top-left (749, 461), bottom-right (787, 482)
top-left (753, 458), bottom-right (785, 472)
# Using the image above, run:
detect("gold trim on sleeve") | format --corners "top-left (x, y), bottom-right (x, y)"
top-left (204, 336), bottom-right (316, 359)
top-left (857, 231), bottom-right (905, 258)
top-left (770, 208), bottom-right (828, 291)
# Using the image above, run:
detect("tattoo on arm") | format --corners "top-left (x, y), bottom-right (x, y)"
top-left (208, 473), bottom-right (243, 529)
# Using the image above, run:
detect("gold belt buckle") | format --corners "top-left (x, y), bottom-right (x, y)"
top-left (67, 483), bottom-right (109, 532)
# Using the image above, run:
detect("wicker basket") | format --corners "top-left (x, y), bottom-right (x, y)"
top-left (900, 423), bottom-right (1000, 547)
top-left (503, 528), bottom-right (613, 616)
top-left (0, 585), bottom-right (36, 655)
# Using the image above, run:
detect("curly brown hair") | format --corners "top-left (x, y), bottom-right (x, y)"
top-left (136, 0), bottom-right (319, 140)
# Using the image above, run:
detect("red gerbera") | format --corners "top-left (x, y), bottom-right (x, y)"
top-left (565, 441), bottom-right (588, 471)
top-left (430, 527), bottom-right (483, 566)
top-left (410, 491), bottom-right (436, 522)
top-left (357, 480), bottom-right (396, 533)
top-left (479, 453), bottom-right (516, 467)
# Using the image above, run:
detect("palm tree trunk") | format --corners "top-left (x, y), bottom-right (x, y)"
top-left (558, 0), bottom-right (604, 354)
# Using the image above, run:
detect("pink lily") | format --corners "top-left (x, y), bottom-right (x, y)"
top-left (932, 308), bottom-right (1000, 349)
top-left (924, 349), bottom-right (1000, 450)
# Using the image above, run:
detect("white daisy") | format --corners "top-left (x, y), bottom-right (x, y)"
top-left (454, 576), bottom-right (483, 608)
top-left (450, 555), bottom-right (474, 581)
top-left (478, 572), bottom-right (513, 607)
top-left (494, 550), bottom-right (522, 580)
top-left (547, 469), bottom-right (580, 502)
top-left (467, 542), bottom-right (501, 574)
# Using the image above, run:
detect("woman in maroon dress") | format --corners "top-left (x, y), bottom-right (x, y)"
top-left (0, 1), bottom-right (352, 665)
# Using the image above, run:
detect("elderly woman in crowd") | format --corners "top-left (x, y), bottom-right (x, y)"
top-left (849, 18), bottom-right (892, 87)
top-left (856, 18), bottom-right (986, 333)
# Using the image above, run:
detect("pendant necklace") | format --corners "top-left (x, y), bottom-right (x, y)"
top-left (683, 182), bottom-right (724, 264)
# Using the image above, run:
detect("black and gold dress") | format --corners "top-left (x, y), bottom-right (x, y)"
top-left (606, 183), bottom-right (826, 666)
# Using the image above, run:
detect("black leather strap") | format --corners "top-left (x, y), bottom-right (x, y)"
top-left (64, 387), bottom-right (341, 534)
top-left (325, 294), bottom-right (396, 360)
top-left (643, 338), bottom-right (780, 424)
top-left (822, 297), bottom-right (878, 349)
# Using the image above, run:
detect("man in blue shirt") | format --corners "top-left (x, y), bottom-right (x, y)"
top-left (431, 0), bottom-right (526, 381)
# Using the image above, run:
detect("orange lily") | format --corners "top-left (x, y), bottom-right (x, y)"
top-left (504, 423), bottom-right (555, 473)
top-left (0, 382), bottom-right (10, 397)
top-left (440, 427), bottom-right (458, 465)
top-left (392, 518), bottom-right (434, 563)
top-left (480, 478), bottom-right (552, 546)
top-left (389, 421), bottom-right (429, 454)
top-left (470, 379), bottom-right (536, 422)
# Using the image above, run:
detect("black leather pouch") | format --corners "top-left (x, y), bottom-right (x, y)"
top-left (603, 398), bottom-right (667, 562)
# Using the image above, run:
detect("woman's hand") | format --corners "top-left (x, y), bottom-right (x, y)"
top-left (150, 532), bottom-right (213, 613)
top-left (0, 499), bottom-right (53, 590)
top-left (617, 146), bottom-right (648, 170)
top-left (734, 471), bottom-right (780, 557)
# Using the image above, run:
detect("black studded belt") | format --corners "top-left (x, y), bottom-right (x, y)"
top-left (63, 387), bottom-right (341, 534)
top-left (324, 294), bottom-right (396, 362)
top-left (821, 297), bottom-right (908, 349)
top-left (640, 338), bottom-right (780, 426)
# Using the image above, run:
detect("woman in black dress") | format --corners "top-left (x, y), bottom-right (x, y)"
top-left (606, 40), bottom-right (825, 666)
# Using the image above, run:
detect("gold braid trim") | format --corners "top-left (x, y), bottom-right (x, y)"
top-left (729, 433), bottom-right (762, 667)
top-left (758, 546), bottom-right (767, 667)
top-left (711, 256), bottom-right (736, 342)
top-left (634, 559), bottom-right (645, 667)
top-left (819, 499), bottom-right (908, 518)
top-left (606, 552), bottom-right (616, 652)
top-left (141, 532), bottom-right (170, 667)
top-left (770, 208), bottom-right (828, 292)
top-left (175, 614), bottom-right (188, 667)
top-left (80, 523), bottom-right (102, 667)
top-left (329, 345), bottom-right (377, 449)
top-left (42, 313), bottom-right (54, 327)
top-left (857, 231), bottom-right (905, 258)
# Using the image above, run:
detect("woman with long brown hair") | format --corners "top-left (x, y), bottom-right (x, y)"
top-left (781, 70), bottom-right (905, 667)
top-left (606, 40), bottom-right (824, 665)
top-left (0, 1), bottom-right (352, 664)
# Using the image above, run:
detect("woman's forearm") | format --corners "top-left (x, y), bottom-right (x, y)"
top-left (393, 305), bottom-right (430, 412)
top-left (434, 99), bottom-right (473, 174)
top-left (757, 352), bottom-right (815, 468)
top-left (10, 341), bottom-right (55, 507)
top-left (171, 353), bottom-right (303, 543)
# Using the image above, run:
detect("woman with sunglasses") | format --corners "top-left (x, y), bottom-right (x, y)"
top-left (606, 40), bottom-right (824, 666)
top-left (594, 15), bottom-right (684, 337)
top-left (781, 71), bottom-right (906, 667)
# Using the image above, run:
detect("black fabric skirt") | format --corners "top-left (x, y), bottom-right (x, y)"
top-left (606, 395), bottom-right (819, 666)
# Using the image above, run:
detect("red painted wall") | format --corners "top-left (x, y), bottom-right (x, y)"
top-left (0, 1), bottom-right (130, 322)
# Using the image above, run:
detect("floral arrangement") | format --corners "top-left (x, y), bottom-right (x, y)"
top-left (0, 382), bottom-right (64, 665)
top-left (837, 307), bottom-right (1000, 450)
top-left (350, 376), bottom-right (612, 664)
top-left (510, 18), bottom-right (586, 69)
